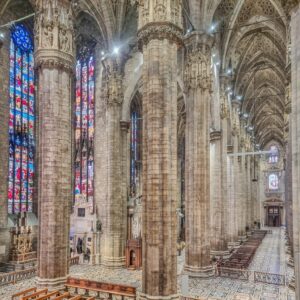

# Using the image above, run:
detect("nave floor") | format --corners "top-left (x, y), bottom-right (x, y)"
top-left (0, 227), bottom-right (295, 300)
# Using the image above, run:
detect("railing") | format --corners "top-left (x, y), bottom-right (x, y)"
top-left (0, 268), bottom-right (36, 286)
top-left (216, 267), bottom-right (287, 286)
top-left (218, 267), bottom-right (251, 281)
top-left (0, 256), bottom-right (79, 287)
top-left (70, 256), bottom-right (80, 266)
top-left (254, 271), bottom-right (286, 286)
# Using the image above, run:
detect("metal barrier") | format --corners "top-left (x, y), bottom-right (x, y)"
top-left (0, 268), bottom-right (36, 286)
top-left (70, 256), bottom-right (80, 266)
top-left (254, 271), bottom-right (286, 286)
top-left (218, 267), bottom-right (251, 281)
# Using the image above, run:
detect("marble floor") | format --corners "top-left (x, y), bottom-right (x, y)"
top-left (0, 227), bottom-right (295, 300)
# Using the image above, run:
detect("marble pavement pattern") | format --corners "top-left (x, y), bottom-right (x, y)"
top-left (0, 228), bottom-right (296, 300)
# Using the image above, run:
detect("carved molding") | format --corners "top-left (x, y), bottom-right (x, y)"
top-left (210, 130), bottom-right (222, 142)
top-left (137, 22), bottom-right (183, 49)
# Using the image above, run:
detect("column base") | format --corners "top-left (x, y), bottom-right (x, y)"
top-left (228, 241), bottom-right (240, 249)
top-left (101, 256), bottom-right (125, 269)
top-left (184, 264), bottom-right (215, 278)
top-left (138, 293), bottom-right (179, 300)
top-left (36, 276), bottom-right (68, 289)
top-left (210, 250), bottom-right (230, 260)
top-left (238, 235), bottom-right (247, 242)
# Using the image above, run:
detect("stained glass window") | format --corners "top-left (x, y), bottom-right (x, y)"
top-left (268, 145), bottom-right (279, 164)
top-left (8, 24), bottom-right (35, 214)
top-left (74, 55), bottom-right (95, 206)
top-left (130, 100), bottom-right (142, 197)
top-left (269, 173), bottom-right (279, 191)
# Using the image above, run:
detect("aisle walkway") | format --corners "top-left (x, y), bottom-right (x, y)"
top-left (187, 227), bottom-right (294, 300)
top-left (249, 228), bottom-right (285, 274)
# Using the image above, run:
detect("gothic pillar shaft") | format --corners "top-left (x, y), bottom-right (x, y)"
top-left (0, 23), bottom-right (10, 262)
top-left (210, 129), bottom-right (228, 255)
top-left (291, 4), bottom-right (300, 299)
top-left (137, 1), bottom-right (182, 297)
top-left (227, 146), bottom-right (239, 245)
top-left (240, 151), bottom-right (247, 236)
top-left (100, 62), bottom-right (126, 268)
top-left (34, 0), bottom-right (74, 287)
top-left (184, 32), bottom-right (214, 276)
top-left (246, 156), bottom-right (251, 229)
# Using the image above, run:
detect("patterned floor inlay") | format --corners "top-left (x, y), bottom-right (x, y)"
top-left (0, 227), bottom-right (295, 300)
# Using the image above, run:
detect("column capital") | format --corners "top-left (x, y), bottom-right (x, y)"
top-left (184, 31), bottom-right (214, 56)
top-left (184, 32), bottom-right (214, 92)
top-left (137, 22), bottom-right (183, 49)
top-left (34, 0), bottom-right (75, 73)
top-left (137, 0), bottom-right (183, 49)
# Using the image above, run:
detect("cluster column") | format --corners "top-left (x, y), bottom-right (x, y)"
top-left (184, 32), bottom-right (214, 277)
top-left (98, 57), bottom-right (127, 268)
top-left (291, 3), bottom-right (300, 299)
top-left (34, 0), bottom-right (74, 287)
top-left (137, 1), bottom-right (182, 299)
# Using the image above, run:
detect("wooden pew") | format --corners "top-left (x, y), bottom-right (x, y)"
top-left (52, 293), bottom-right (70, 300)
top-left (35, 290), bottom-right (60, 300)
top-left (65, 277), bottom-right (136, 299)
top-left (69, 296), bottom-right (82, 300)
top-left (22, 289), bottom-right (48, 300)
top-left (12, 287), bottom-right (37, 300)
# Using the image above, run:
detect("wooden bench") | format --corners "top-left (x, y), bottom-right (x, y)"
top-left (65, 277), bottom-right (136, 299)
top-left (35, 290), bottom-right (60, 300)
top-left (22, 289), bottom-right (48, 300)
top-left (51, 292), bottom-right (70, 300)
top-left (12, 287), bottom-right (37, 300)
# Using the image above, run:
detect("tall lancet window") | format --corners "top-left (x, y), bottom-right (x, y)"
top-left (74, 47), bottom-right (95, 207)
top-left (8, 24), bottom-right (35, 214)
top-left (130, 98), bottom-right (142, 197)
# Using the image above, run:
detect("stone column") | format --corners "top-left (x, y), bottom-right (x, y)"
top-left (137, 1), bottom-right (182, 298)
top-left (246, 154), bottom-right (252, 230)
top-left (231, 101), bottom-right (242, 246)
top-left (184, 32), bottom-right (214, 277)
top-left (238, 143), bottom-right (247, 240)
top-left (98, 58), bottom-right (127, 268)
top-left (34, 0), bottom-right (74, 287)
top-left (291, 4), bottom-right (300, 299)
top-left (0, 21), bottom-right (10, 263)
top-left (227, 144), bottom-right (239, 248)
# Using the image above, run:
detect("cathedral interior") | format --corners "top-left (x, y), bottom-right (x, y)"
top-left (1, 0), bottom-right (300, 299)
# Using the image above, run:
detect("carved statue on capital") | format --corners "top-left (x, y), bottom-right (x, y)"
top-left (184, 33), bottom-right (214, 92)
top-left (34, 0), bottom-right (75, 72)
top-left (102, 57), bottom-right (125, 107)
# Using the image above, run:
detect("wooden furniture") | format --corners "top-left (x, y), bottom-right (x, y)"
top-left (221, 230), bottom-right (267, 270)
top-left (12, 287), bottom-right (37, 300)
top-left (65, 277), bottom-right (136, 299)
top-left (125, 239), bottom-right (142, 270)
top-left (22, 289), bottom-right (48, 300)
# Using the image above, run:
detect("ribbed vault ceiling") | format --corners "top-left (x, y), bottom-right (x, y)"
top-left (214, 0), bottom-right (287, 149)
